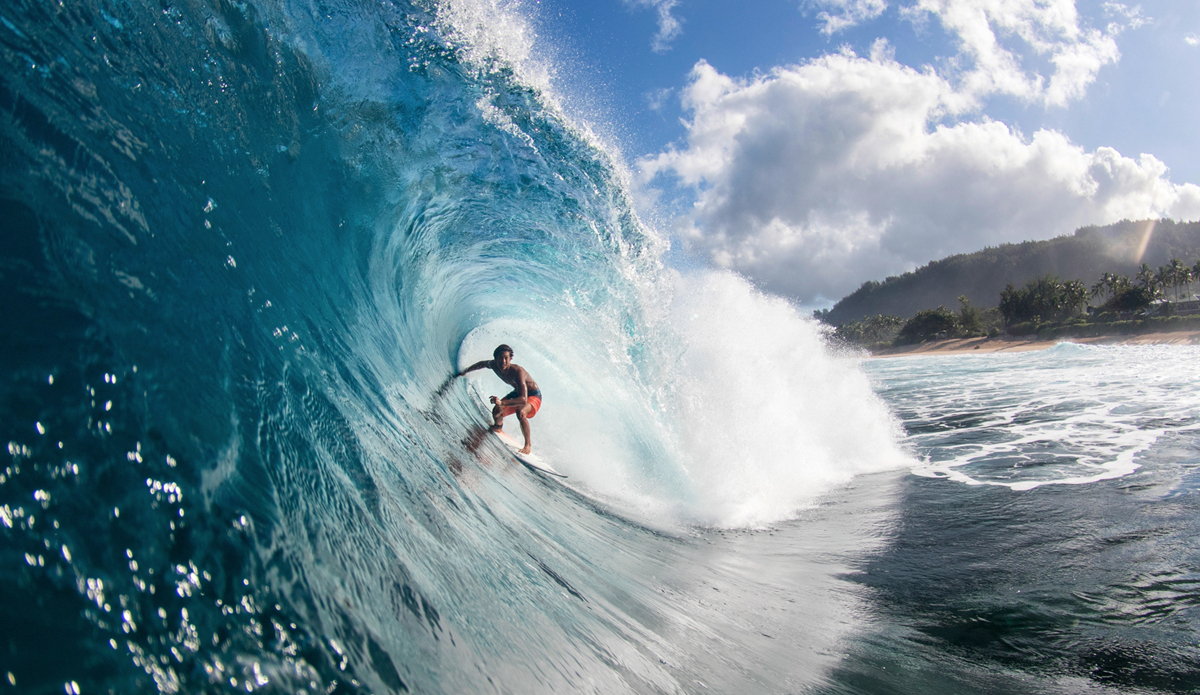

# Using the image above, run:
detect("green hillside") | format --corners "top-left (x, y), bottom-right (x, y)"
top-left (825, 219), bottom-right (1200, 325)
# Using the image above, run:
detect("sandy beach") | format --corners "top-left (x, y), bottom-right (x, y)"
top-left (871, 330), bottom-right (1200, 357)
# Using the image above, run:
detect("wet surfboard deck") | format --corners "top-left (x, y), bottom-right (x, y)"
top-left (491, 429), bottom-right (567, 478)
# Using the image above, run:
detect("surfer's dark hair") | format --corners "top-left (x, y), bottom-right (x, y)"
top-left (493, 344), bottom-right (513, 359)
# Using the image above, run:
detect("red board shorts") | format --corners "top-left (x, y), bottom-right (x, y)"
top-left (500, 393), bottom-right (541, 418)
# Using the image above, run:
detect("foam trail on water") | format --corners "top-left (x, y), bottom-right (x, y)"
top-left (872, 343), bottom-right (1200, 491)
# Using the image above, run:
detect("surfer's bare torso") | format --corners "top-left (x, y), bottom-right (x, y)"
top-left (490, 361), bottom-right (538, 398)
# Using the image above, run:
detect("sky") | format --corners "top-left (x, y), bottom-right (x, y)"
top-left (525, 0), bottom-right (1200, 306)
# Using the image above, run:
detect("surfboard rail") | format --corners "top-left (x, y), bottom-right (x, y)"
top-left (491, 429), bottom-right (567, 478)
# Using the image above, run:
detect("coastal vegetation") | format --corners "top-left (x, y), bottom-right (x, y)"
top-left (823, 219), bottom-right (1200, 325)
top-left (821, 233), bottom-right (1200, 352)
top-left (831, 296), bottom-right (1003, 350)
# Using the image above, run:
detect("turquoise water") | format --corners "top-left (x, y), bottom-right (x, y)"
top-left (2, 0), bottom-right (1199, 691)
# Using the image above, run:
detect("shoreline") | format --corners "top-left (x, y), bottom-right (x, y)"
top-left (870, 330), bottom-right (1200, 357)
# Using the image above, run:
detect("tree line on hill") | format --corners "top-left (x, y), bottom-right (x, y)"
top-left (822, 219), bottom-right (1200, 326)
top-left (823, 258), bottom-right (1200, 351)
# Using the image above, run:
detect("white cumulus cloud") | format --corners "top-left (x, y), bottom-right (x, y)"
top-left (625, 0), bottom-right (683, 53)
top-left (806, 0), bottom-right (890, 35)
top-left (904, 0), bottom-right (1125, 106)
top-left (639, 52), bottom-right (1200, 304)
top-left (806, 0), bottom-right (1135, 107)
top-left (1103, 2), bottom-right (1148, 30)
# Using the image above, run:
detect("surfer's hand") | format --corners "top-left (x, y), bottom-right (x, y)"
top-left (489, 395), bottom-right (499, 405)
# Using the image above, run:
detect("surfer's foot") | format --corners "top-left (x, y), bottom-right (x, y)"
top-left (489, 424), bottom-right (503, 432)
top-left (518, 446), bottom-right (531, 455)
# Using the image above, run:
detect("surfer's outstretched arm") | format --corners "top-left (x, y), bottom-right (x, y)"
top-left (457, 360), bottom-right (492, 377)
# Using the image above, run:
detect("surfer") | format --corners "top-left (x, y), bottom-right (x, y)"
top-left (456, 344), bottom-right (542, 454)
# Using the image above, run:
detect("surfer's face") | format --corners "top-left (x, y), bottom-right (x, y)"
top-left (495, 351), bottom-right (512, 369)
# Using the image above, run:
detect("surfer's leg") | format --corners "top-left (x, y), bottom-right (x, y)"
top-left (491, 403), bottom-right (505, 431)
top-left (516, 406), bottom-right (532, 454)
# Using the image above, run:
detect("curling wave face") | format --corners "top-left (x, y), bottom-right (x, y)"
top-left (0, 0), bottom-right (908, 691)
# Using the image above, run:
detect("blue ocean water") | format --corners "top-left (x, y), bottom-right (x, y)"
top-left (857, 345), bottom-right (1200, 694)
top-left (2, 0), bottom-right (1199, 692)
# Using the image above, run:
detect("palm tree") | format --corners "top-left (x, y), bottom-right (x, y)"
top-left (1166, 259), bottom-right (1188, 300)
top-left (1136, 263), bottom-right (1155, 290)
top-left (1090, 272), bottom-right (1113, 303)
top-left (1107, 275), bottom-right (1134, 307)
top-left (1063, 279), bottom-right (1088, 316)
top-left (1155, 265), bottom-right (1173, 301)
top-left (1168, 259), bottom-right (1192, 300)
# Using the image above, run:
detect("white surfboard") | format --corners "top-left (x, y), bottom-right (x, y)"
top-left (491, 429), bottom-right (567, 478)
